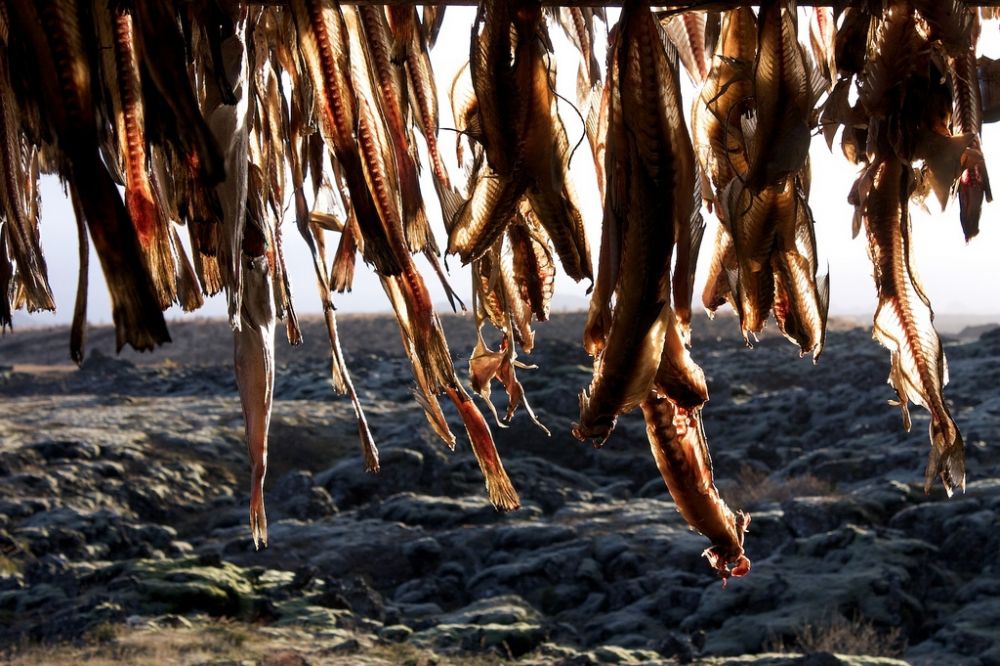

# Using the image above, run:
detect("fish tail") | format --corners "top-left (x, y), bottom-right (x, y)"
top-left (331, 221), bottom-right (358, 293)
top-left (445, 386), bottom-right (520, 511)
top-left (125, 188), bottom-right (177, 310)
top-left (172, 228), bottom-right (205, 312)
top-left (249, 460), bottom-right (268, 549)
top-left (925, 420), bottom-right (966, 496)
top-left (358, 415), bottom-right (380, 473)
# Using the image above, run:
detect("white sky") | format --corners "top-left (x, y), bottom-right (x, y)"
top-left (13, 8), bottom-right (1000, 329)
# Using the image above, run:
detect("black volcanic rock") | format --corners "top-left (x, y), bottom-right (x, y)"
top-left (0, 313), bottom-right (996, 663)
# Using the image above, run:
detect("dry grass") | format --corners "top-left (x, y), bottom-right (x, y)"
top-left (0, 620), bottom-right (506, 666)
top-left (721, 464), bottom-right (837, 507)
top-left (767, 614), bottom-right (905, 658)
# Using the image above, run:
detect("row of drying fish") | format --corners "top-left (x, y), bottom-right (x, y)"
top-left (0, 0), bottom-right (991, 579)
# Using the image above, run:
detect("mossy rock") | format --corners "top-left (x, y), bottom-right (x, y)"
top-left (127, 558), bottom-right (264, 619)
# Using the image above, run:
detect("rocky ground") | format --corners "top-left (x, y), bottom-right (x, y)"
top-left (0, 312), bottom-right (997, 665)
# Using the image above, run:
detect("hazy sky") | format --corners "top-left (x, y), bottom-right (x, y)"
top-left (13, 8), bottom-right (1000, 331)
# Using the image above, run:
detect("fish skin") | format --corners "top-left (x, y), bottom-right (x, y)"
top-left (575, 1), bottom-right (692, 443)
top-left (498, 239), bottom-right (535, 354)
top-left (342, 7), bottom-right (418, 270)
top-left (862, 156), bottom-right (965, 496)
top-left (808, 6), bottom-right (837, 90)
top-left (472, 244), bottom-right (509, 337)
top-left (516, 18), bottom-right (592, 284)
top-left (691, 7), bottom-right (756, 200)
top-left (423, 6), bottom-right (446, 48)
top-left (469, 329), bottom-right (547, 434)
top-left (770, 179), bottom-right (828, 359)
top-left (22, 0), bottom-right (169, 352)
top-left (859, 4), bottom-right (926, 125)
top-left (582, 31), bottom-right (621, 358)
top-left (672, 165), bottom-right (705, 341)
top-left (132, 0), bottom-right (224, 184)
top-left (290, 0), bottom-right (402, 277)
top-left (357, 5), bottom-right (434, 254)
top-left (577, 63), bottom-right (607, 197)
top-left (470, 0), bottom-right (517, 178)
top-left (331, 215), bottom-right (359, 293)
top-left (294, 183), bottom-right (380, 472)
top-left (0, 59), bottom-right (54, 313)
top-left (654, 308), bottom-right (709, 410)
top-left (949, 28), bottom-right (992, 241)
top-left (444, 383), bottom-right (521, 512)
top-left (744, 0), bottom-right (816, 193)
top-left (397, 7), bottom-right (450, 189)
top-left (234, 252), bottom-right (277, 549)
top-left (202, 9), bottom-right (250, 329)
top-left (448, 163), bottom-right (525, 263)
top-left (701, 223), bottom-right (736, 314)
top-left (172, 227), bottom-right (205, 313)
top-left (663, 12), bottom-right (710, 85)
top-left (641, 396), bottom-right (751, 581)
top-left (109, 7), bottom-right (179, 310)
top-left (723, 182), bottom-right (777, 342)
top-left (508, 212), bottom-right (555, 322)
top-left (380, 274), bottom-right (456, 448)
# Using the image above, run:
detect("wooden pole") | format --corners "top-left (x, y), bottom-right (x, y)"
top-left (248, 0), bottom-right (1000, 6)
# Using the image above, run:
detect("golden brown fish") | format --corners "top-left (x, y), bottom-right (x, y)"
top-left (691, 7), bottom-right (756, 204)
top-left (356, 5), bottom-right (434, 253)
top-left (8, 0), bottom-right (169, 353)
top-left (641, 396), bottom-right (750, 582)
top-left (508, 209), bottom-right (555, 323)
top-left (861, 156), bottom-right (965, 495)
top-left (575, 0), bottom-right (694, 443)
top-left (770, 181), bottom-right (828, 359)
top-left (701, 224), bottom-right (737, 314)
top-left (744, 0), bottom-right (821, 193)
top-left (515, 5), bottom-right (592, 283)
top-left (721, 183), bottom-right (777, 342)
top-left (949, 16), bottom-right (992, 241)
top-left (808, 6), bottom-right (837, 90)
top-left (290, 0), bottom-right (402, 277)
top-left (653, 308), bottom-right (709, 410)
top-left (0, 48), bottom-right (54, 313)
top-left (105, 6), bottom-right (179, 310)
top-left (234, 246), bottom-right (277, 549)
top-left (663, 11), bottom-right (711, 84)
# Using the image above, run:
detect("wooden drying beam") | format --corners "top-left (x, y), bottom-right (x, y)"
top-left (249, 0), bottom-right (1000, 6)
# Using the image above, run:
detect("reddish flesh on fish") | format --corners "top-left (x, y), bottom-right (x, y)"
top-left (234, 251), bottom-right (277, 549)
top-left (641, 396), bottom-right (750, 581)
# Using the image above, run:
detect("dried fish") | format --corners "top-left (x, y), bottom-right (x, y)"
top-left (641, 396), bottom-right (751, 581)
top-left (861, 156), bottom-right (965, 495)
top-left (575, 1), bottom-right (695, 444)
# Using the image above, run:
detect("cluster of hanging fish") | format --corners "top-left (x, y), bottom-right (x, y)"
top-left (0, 0), bottom-right (992, 581)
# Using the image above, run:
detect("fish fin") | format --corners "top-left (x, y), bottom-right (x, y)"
top-left (445, 385), bottom-right (520, 511)
top-left (914, 131), bottom-right (975, 210)
top-left (925, 422), bottom-right (965, 496)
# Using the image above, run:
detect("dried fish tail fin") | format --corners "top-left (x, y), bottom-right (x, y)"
top-left (641, 397), bottom-right (750, 581)
top-left (865, 156), bottom-right (965, 497)
top-left (927, 420), bottom-right (965, 496)
top-left (233, 253), bottom-right (277, 550)
top-left (444, 384), bottom-right (520, 511)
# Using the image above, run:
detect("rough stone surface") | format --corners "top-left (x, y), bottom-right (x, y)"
top-left (0, 313), bottom-right (997, 663)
